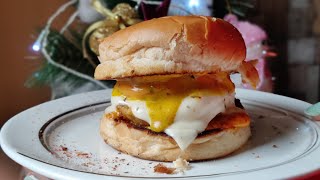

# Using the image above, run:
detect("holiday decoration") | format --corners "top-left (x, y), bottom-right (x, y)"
top-left (27, 0), bottom-right (265, 98)
top-left (82, 0), bottom-right (143, 67)
top-left (27, 0), bottom-right (171, 98)
top-left (224, 14), bottom-right (276, 92)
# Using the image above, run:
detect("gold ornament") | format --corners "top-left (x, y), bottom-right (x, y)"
top-left (88, 19), bottom-right (119, 54)
top-left (112, 3), bottom-right (139, 22)
top-left (83, 0), bottom-right (143, 62)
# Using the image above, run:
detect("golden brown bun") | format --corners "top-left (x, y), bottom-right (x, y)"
top-left (100, 112), bottom-right (251, 162)
top-left (95, 16), bottom-right (246, 80)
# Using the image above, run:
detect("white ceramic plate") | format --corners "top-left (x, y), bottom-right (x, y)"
top-left (1, 89), bottom-right (320, 180)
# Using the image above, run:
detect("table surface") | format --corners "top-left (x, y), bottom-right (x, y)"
top-left (0, 149), bottom-right (21, 180)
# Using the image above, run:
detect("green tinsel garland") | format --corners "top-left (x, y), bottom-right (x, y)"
top-left (26, 30), bottom-right (113, 89)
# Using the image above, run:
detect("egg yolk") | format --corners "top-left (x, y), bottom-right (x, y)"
top-left (112, 73), bottom-right (235, 132)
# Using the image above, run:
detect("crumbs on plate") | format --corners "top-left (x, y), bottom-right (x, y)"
top-left (154, 163), bottom-right (176, 174)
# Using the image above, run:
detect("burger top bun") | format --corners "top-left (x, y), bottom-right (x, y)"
top-left (95, 16), bottom-right (246, 80)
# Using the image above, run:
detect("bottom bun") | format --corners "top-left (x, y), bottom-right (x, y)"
top-left (100, 113), bottom-right (251, 162)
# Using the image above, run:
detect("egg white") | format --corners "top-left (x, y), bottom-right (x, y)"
top-left (105, 93), bottom-right (235, 150)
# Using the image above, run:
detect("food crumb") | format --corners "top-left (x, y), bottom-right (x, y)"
top-left (60, 145), bottom-right (68, 151)
top-left (272, 145), bottom-right (278, 148)
top-left (76, 152), bottom-right (90, 158)
top-left (173, 158), bottom-right (190, 172)
top-left (112, 165), bottom-right (118, 171)
top-left (154, 163), bottom-right (176, 174)
top-left (255, 155), bottom-right (260, 158)
top-left (81, 162), bottom-right (95, 167)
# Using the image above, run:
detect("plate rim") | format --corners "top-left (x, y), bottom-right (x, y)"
top-left (1, 89), bottom-right (320, 180)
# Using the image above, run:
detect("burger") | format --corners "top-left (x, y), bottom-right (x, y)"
top-left (95, 16), bottom-right (259, 162)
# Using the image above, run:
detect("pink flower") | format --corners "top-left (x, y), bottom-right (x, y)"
top-left (224, 14), bottom-right (272, 92)
top-left (224, 14), bottom-right (267, 46)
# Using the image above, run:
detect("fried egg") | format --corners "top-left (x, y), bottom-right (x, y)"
top-left (105, 73), bottom-right (236, 150)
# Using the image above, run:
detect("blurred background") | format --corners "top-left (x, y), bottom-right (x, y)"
top-left (0, 1), bottom-right (65, 179)
top-left (0, 0), bottom-right (319, 179)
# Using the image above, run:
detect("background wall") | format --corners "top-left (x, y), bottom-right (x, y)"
top-left (287, 0), bottom-right (320, 103)
top-left (248, 0), bottom-right (289, 97)
top-left (0, 1), bottom-right (67, 179)
top-left (0, 1), bottom-right (61, 125)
